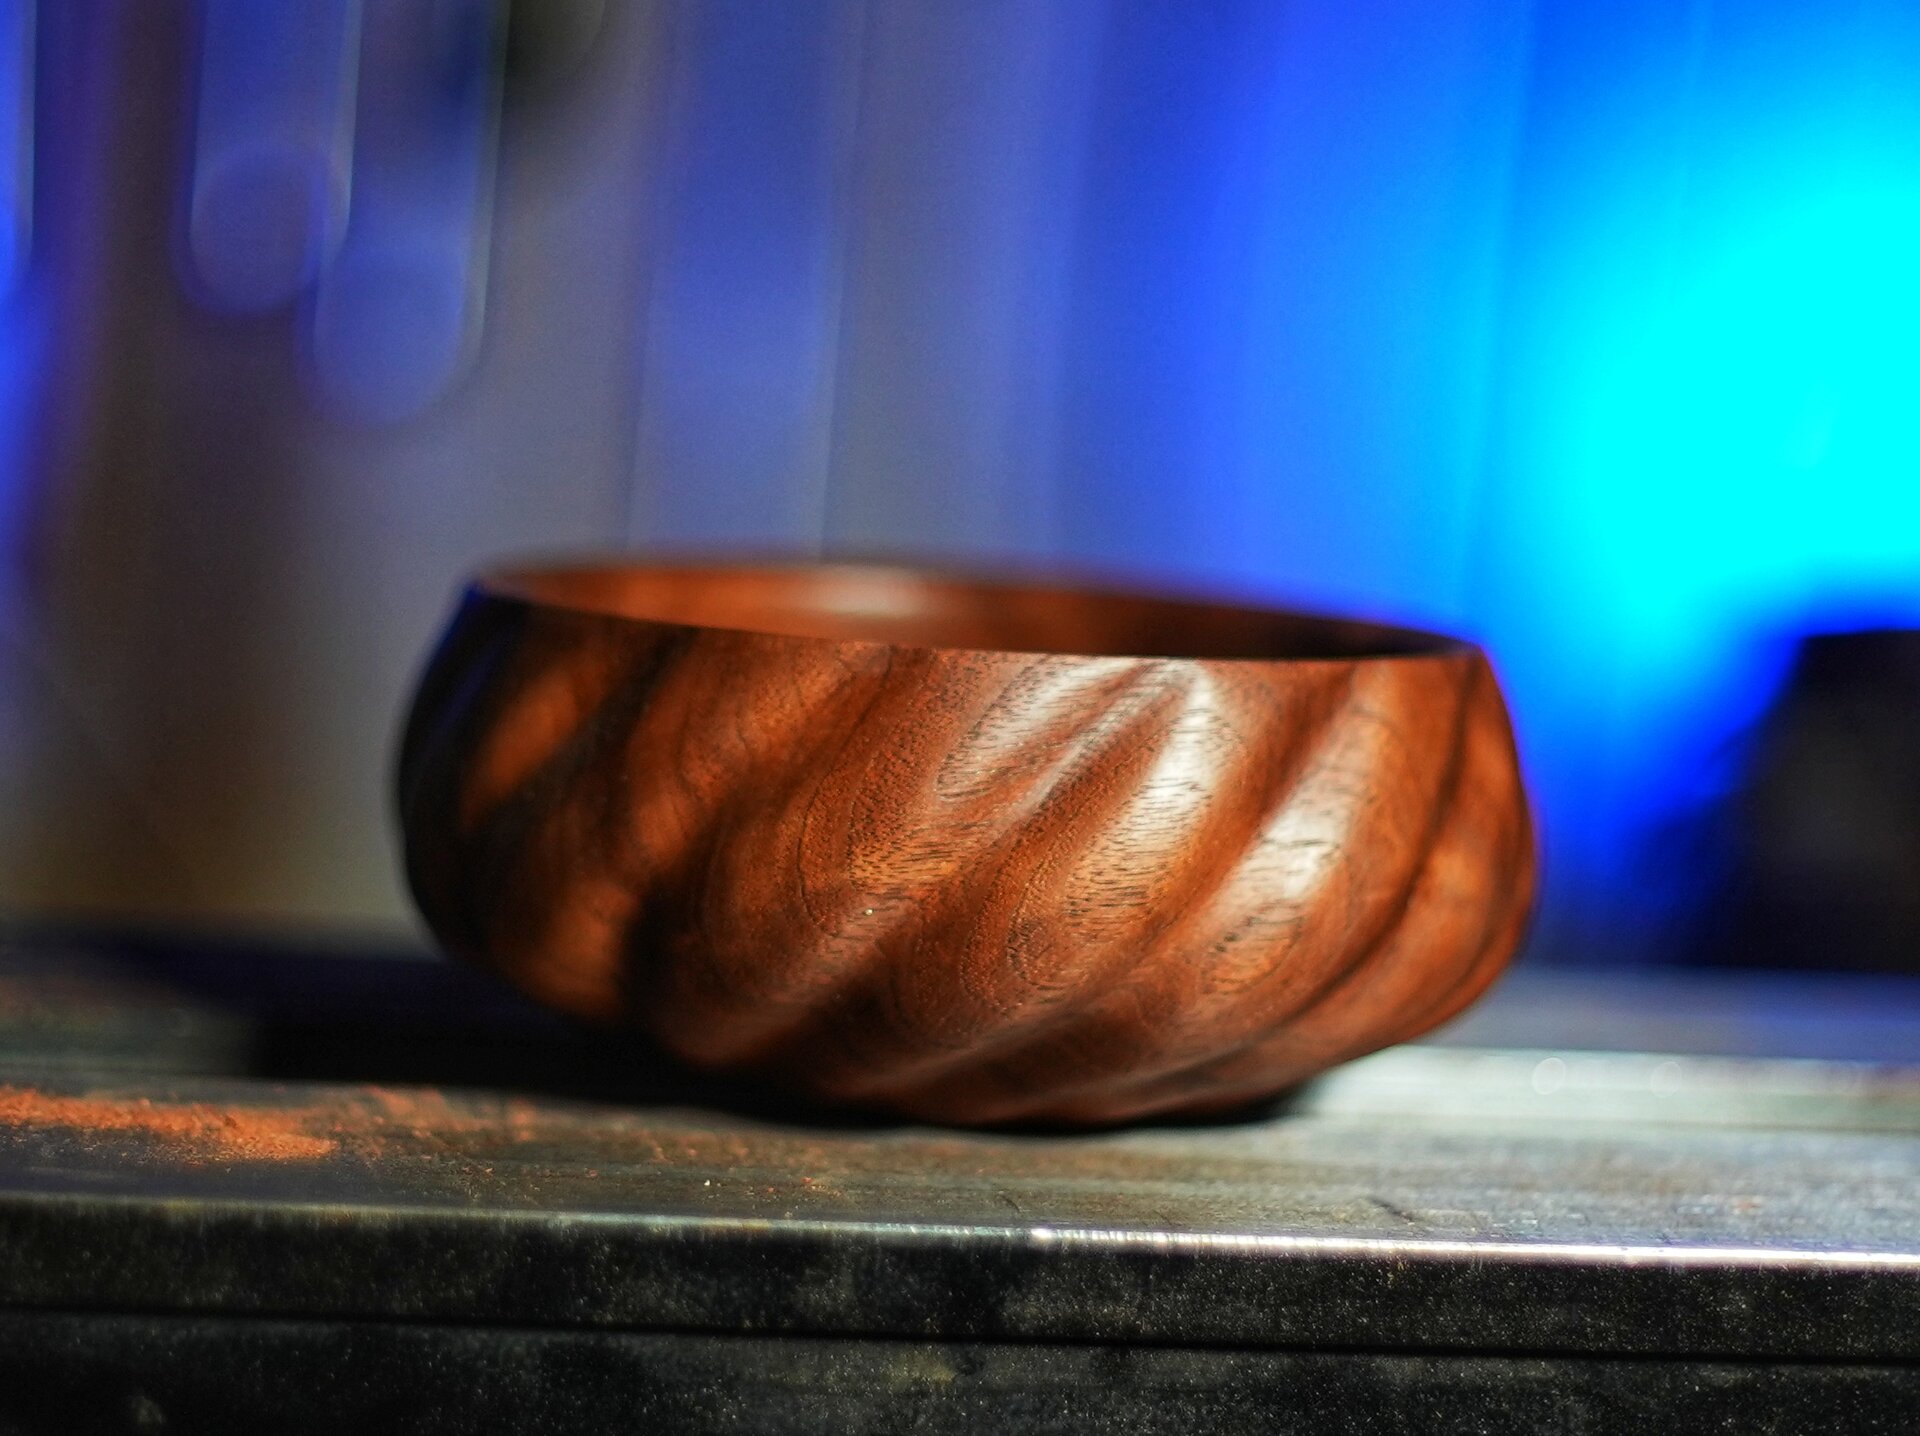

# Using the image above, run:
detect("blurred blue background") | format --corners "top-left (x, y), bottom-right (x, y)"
top-left (0, 0), bottom-right (1915, 960)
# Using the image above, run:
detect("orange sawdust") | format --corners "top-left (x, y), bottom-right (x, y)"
top-left (0, 1085), bottom-right (337, 1162)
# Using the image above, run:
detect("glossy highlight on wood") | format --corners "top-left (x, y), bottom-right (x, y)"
top-left (397, 561), bottom-right (1536, 1125)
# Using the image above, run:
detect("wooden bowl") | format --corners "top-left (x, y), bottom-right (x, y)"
top-left (397, 561), bottom-right (1535, 1125)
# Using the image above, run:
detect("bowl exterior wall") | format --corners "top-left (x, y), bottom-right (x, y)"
top-left (399, 586), bottom-right (1535, 1124)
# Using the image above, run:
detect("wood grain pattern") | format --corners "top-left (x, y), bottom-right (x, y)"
top-left (397, 562), bottom-right (1536, 1125)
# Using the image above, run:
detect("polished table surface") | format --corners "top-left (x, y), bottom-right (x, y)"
top-left (0, 934), bottom-right (1916, 1432)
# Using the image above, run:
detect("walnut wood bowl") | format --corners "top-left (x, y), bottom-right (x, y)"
top-left (397, 561), bottom-right (1535, 1125)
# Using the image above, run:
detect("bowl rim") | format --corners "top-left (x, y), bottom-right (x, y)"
top-left (469, 552), bottom-right (1483, 666)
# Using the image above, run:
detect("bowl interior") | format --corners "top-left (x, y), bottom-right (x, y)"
top-left (485, 563), bottom-right (1462, 662)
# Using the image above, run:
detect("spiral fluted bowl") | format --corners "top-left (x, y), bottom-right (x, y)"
top-left (397, 561), bottom-right (1536, 1125)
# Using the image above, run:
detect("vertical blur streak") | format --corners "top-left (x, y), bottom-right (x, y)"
top-left (0, 0), bottom-right (36, 564)
top-left (927, 0), bottom-right (1528, 609)
top-left (629, 0), bottom-right (867, 553)
top-left (1047, 1), bottom-right (1288, 581)
top-left (823, 0), bottom-right (1103, 562)
top-left (1233, 0), bottom-right (1532, 623)
top-left (631, 0), bottom-right (1529, 601)
top-left (308, 0), bottom-right (503, 422)
top-left (188, 0), bottom-right (360, 313)
top-left (0, 0), bottom-right (30, 300)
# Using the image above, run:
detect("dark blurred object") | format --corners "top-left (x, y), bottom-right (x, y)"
top-left (1698, 629), bottom-right (1920, 974)
top-left (501, 0), bottom-right (603, 95)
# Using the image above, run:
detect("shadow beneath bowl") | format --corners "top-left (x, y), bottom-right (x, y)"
top-left (0, 928), bottom-right (1305, 1136)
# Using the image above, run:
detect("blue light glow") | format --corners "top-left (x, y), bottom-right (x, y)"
top-left (1473, 0), bottom-right (1920, 953)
